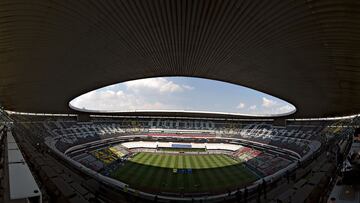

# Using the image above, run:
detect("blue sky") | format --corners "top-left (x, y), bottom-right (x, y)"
top-left (69, 77), bottom-right (296, 116)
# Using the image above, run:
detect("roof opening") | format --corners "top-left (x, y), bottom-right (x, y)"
top-left (69, 77), bottom-right (296, 117)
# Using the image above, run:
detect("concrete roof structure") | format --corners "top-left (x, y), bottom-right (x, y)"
top-left (0, 0), bottom-right (360, 118)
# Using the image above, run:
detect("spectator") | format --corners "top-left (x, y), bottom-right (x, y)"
top-left (257, 183), bottom-right (262, 203)
top-left (328, 197), bottom-right (336, 203)
top-left (286, 170), bottom-right (290, 183)
top-left (262, 179), bottom-right (267, 199)
top-left (244, 186), bottom-right (248, 203)
top-left (236, 189), bottom-right (242, 203)
top-left (154, 195), bottom-right (158, 202)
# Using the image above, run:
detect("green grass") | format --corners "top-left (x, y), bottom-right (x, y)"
top-left (110, 152), bottom-right (258, 194)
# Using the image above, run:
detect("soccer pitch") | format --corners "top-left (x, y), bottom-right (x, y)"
top-left (110, 152), bottom-right (258, 193)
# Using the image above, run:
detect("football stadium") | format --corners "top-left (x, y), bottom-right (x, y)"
top-left (1, 1), bottom-right (360, 203)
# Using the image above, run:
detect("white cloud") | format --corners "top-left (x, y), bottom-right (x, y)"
top-left (249, 105), bottom-right (257, 110)
top-left (262, 97), bottom-right (277, 108)
top-left (236, 102), bottom-right (246, 109)
top-left (182, 85), bottom-right (194, 90)
top-left (70, 89), bottom-right (177, 111)
top-left (124, 78), bottom-right (193, 94)
top-left (70, 78), bottom-right (195, 111)
top-left (276, 105), bottom-right (295, 113)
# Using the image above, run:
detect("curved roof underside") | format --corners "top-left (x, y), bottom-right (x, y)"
top-left (1, 0), bottom-right (360, 118)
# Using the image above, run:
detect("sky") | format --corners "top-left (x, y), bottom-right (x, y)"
top-left (69, 77), bottom-right (296, 116)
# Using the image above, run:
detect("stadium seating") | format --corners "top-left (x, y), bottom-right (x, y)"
top-left (10, 114), bottom-right (336, 158)
top-left (232, 146), bottom-right (292, 176)
top-left (6, 113), bottom-right (360, 202)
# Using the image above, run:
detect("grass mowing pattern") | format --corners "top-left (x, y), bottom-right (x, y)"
top-left (110, 152), bottom-right (258, 193)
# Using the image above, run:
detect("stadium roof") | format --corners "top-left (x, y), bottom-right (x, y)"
top-left (0, 0), bottom-right (360, 118)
